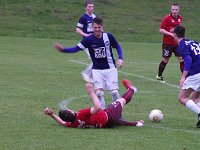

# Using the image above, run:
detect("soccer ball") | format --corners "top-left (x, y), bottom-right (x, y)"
top-left (149, 109), bottom-right (163, 122)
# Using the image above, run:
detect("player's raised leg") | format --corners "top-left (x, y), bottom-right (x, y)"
top-left (179, 89), bottom-right (200, 128)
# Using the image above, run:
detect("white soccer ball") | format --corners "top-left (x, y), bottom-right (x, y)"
top-left (149, 109), bottom-right (163, 122)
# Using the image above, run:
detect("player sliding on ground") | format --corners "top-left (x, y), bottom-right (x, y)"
top-left (44, 79), bottom-right (144, 128)
top-left (173, 26), bottom-right (200, 128)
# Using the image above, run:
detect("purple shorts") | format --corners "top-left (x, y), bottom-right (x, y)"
top-left (104, 101), bottom-right (122, 128)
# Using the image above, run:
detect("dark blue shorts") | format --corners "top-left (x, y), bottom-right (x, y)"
top-left (104, 101), bottom-right (122, 128)
top-left (162, 44), bottom-right (180, 58)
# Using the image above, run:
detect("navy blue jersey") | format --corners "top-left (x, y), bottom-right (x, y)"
top-left (77, 33), bottom-right (120, 70)
top-left (178, 38), bottom-right (200, 76)
top-left (76, 13), bottom-right (96, 37)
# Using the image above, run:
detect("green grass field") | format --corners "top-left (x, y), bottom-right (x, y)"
top-left (1, 36), bottom-right (200, 150)
top-left (1, 0), bottom-right (200, 149)
top-left (0, 0), bottom-right (200, 42)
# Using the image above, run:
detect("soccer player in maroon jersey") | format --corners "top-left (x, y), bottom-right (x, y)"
top-left (44, 79), bottom-right (144, 128)
top-left (156, 3), bottom-right (184, 82)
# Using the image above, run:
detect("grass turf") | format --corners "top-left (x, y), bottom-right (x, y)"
top-left (1, 36), bottom-right (200, 150)
top-left (0, 0), bottom-right (200, 42)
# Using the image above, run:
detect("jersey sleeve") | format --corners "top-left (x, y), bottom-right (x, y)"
top-left (108, 33), bottom-right (119, 48)
top-left (160, 16), bottom-right (168, 29)
top-left (77, 37), bottom-right (89, 49)
top-left (77, 16), bottom-right (85, 29)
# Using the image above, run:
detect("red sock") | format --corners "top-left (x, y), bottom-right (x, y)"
top-left (122, 88), bottom-right (134, 104)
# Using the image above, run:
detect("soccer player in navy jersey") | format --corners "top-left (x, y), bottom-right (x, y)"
top-left (173, 26), bottom-right (200, 128)
top-left (54, 17), bottom-right (124, 110)
top-left (156, 3), bottom-right (184, 82)
top-left (44, 79), bottom-right (144, 128)
top-left (76, 0), bottom-right (96, 83)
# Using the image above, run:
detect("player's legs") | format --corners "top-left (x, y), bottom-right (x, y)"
top-left (121, 79), bottom-right (137, 104)
top-left (178, 74), bottom-right (200, 128)
top-left (104, 79), bottom-right (140, 127)
top-left (81, 48), bottom-right (93, 83)
top-left (191, 92), bottom-right (200, 105)
top-left (157, 44), bottom-right (172, 81)
top-left (106, 68), bottom-right (120, 102)
top-left (96, 89), bottom-right (105, 110)
top-left (93, 69), bottom-right (106, 109)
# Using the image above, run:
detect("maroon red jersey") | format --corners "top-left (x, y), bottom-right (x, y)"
top-left (64, 108), bottom-right (108, 128)
top-left (160, 13), bottom-right (182, 45)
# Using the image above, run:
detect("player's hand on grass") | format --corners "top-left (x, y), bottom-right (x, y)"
top-left (54, 43), bottom-right (64, 52)
top-left (85, 83), bottom-right (94, 94)
top-left (44, 107), bottom-right (54, 116)
top-left (118, 59), bottom-right (124, 68)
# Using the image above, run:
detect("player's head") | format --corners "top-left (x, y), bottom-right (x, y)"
top-left (59, 109), bottom-right (76, 122)
top-left (173, 26), bottom-right (185, 42)
top-left (170, 3), bottom-right (180, 18)
top-left (85, 0), bottom-right (94, 15)
top-left (92, 17), bottom-right (103, 38)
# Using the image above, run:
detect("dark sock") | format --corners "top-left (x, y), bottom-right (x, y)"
top-left (117, 119), bottom-right (138, 126)
top-left (122, 88), bottom-right (134, 104)
top-left (158, 60), bottom-right (167, 76)
top-left (180, 62), bottom-right (184, 73)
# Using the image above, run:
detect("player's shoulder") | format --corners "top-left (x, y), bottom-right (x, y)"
top-left (104, 32), bottom-right (114, 37)
top-left (91, 13), bottom-right (96, 19)
top-left (163, 14), bottom-right (172, 20)
top-left (79, 13), bottom-right (88, 20)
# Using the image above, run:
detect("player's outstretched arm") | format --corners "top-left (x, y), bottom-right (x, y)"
top-left (85, 83), bottom-right (102, 115)
top-left (115, 44), bottom-right (124, 68)
top-left (54, 43), bottom-right (82, 53)
top-left (44, 107), bottom-right (66, 126)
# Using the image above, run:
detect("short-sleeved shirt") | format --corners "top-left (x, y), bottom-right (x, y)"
top-left (76, 13), bottom-right (96, 38)
top-left (65, 108), bottom-right (108, 128)
top-left (77, 32), bottom-right (120, 70)
top-left (178, 38), bottom-right (200, 77)
top-left (160, 14), bottom-right (182, 45)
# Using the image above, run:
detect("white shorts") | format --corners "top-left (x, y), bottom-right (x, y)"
top-left (182, 73), bottom-right (200, 92)
top-left (92, 67), bottom-right (119, 91)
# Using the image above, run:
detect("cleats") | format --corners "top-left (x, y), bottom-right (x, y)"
top-left (81, 72), bottom-right (93, 83)
top-left (156, 75), bottom-right (165, 82)
top-left (122, 79), bottom-right (137, 93)
top-left (196, 121), bottom-right (200, 128)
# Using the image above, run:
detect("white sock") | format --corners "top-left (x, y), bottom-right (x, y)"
top-left (111, 90), bottom-right (120, 102)
top-left (186, 100), bottom-right (200, 114)
top-left (96, 91), bottom-right (105, 109)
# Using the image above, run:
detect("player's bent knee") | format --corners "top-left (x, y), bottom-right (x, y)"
top-left (117, 98), bottom-right (126, 106)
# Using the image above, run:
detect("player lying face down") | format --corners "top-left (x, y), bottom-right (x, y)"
top-left (44, 79), bottom-right (144, 128)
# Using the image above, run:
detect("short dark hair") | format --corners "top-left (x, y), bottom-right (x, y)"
top-left (174, 26), bottom-right (185, 38)
top-left (59, 109), bottom-right (76, 122)
top-left (171, 3), bottom-right (179, 6)
top-left (92, 17), bottom-right (103, 25)
top-left (85, 0), bottom-right (94, 7)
